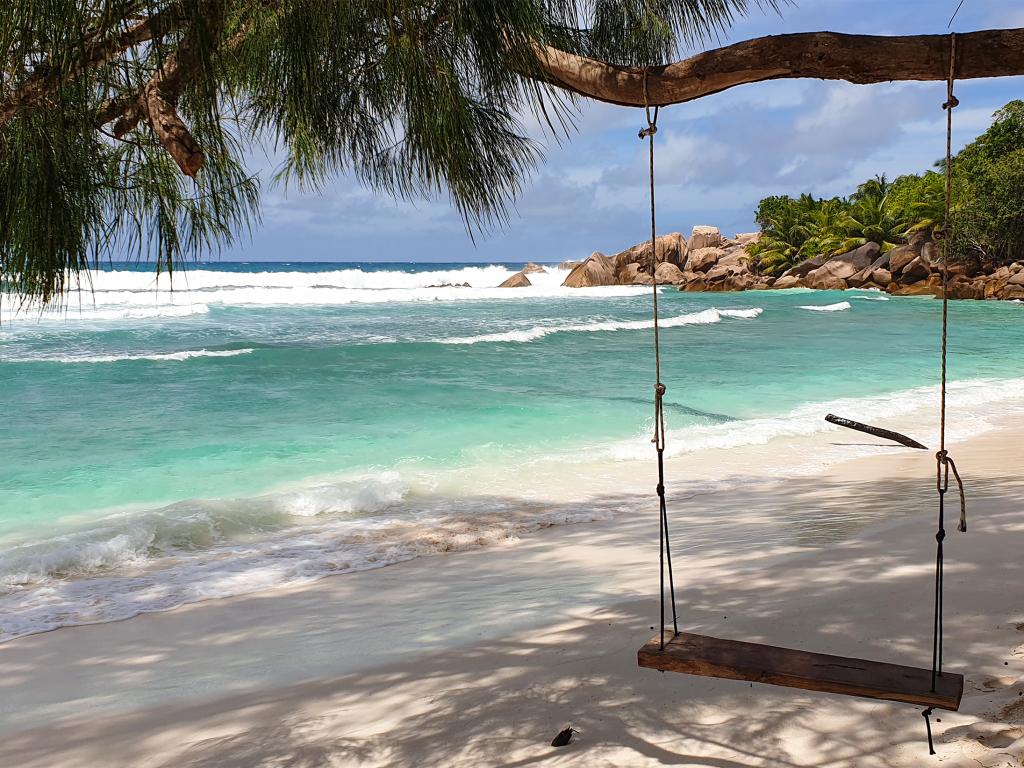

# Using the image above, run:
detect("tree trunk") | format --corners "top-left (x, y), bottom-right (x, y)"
top-left (536, 29), bottom-right (1024, 108)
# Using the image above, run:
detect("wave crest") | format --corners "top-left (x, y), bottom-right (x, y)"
top-left (441, 307), bottom-right (763, 345)
top-left (799, 301), bottom-right (851, 312)
top-left (6, 348), bottom-right (254, 364)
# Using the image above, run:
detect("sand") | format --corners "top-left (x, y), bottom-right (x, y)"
top-left (1, 418), bottom-right (1022, 767)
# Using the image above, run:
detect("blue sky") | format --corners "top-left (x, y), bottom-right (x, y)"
top-left (224, 0), bottom-right (1024, 263)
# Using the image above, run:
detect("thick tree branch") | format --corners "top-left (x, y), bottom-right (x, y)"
top-left (536, 28), bottom-right (1024, 107)
top-left (97, 6), bottom-right (240, 177)
top-left (0, 5), bottom-right (183, 128)
top-left (143, 76), bottom-right (204, 177)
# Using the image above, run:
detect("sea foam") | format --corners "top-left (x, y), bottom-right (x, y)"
top-left (440, 307), bottom-right (763, 345)
top-left (0, 265), bottom-right (662, 323)
top-left (0, 477), bottom-right (616, 641)
top-left (607, 377), bottom-right (1024, 462)
top-left (5, 348), bottom-right (254, 364)
top-left (799, 301), bottom-right (852, 312)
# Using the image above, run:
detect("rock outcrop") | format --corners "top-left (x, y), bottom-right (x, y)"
top-left (685, 247), bottom-right (724, 273)
top-left (552, 227), bottom-right (1022, 301)
top-left (888, 245), bottom-right (918, 275)
top-left (871, 268), bottom-right (893, 287)
top-left (610, 232), bottom-right (688, 283)
top-left (654, 262), bottom-right (687, 285)
top-left (772, 275), bottom-right (804, 289)
top-left (848, 251), bottom-right (891, 287)
top-left (900, 256), bottom-right (932, 283)
top-left (522, 262), bottom-right (547, 274)
top-left (561, 252), bottom-right (616, 288)
top-left (499, 272), bottom-right (532, 288)
top-left (688, 225), bottom-right (723, 251)
top-left (782, 254), bottom-right (829, 279)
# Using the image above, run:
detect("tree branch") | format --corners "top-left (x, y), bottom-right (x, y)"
top-left (535, 28), bottom-right (1024, 107)
top-left (0, 5), bottom-right (183, 128)
top-left (97, 6), bottom-right (240, 177)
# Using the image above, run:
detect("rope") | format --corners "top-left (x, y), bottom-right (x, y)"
top-left (639, 70), bottom-right (678, 650)
top-left (922, 708), bottom-right (936, 755)
top-left (921, 34), bottom-right (968, 755)
top-left (929, 29), bottom-right (967, 706)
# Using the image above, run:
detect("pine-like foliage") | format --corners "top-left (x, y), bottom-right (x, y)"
top-left (0, 0), bottom-right (775, 306)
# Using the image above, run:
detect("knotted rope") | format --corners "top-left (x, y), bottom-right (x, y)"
top-left (923, 32), bottom-right (968, 756)
top-left (640, 70), bottom-right (678, 650)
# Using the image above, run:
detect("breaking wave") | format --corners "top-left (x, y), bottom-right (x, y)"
top-left (440, 307), bottom-right (763, 345)
top-left (1, 303), bottom-right (210, 324)
top-left (5, 348), bottom-right (254, 364)
top-left (0, 265), bottom-right (668, 322)
top-left (800, 301), bottom-right (852, 312)
top-left (0, 472), bottom-right (616, 641)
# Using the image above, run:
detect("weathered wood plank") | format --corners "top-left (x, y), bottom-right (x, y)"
top-left (638, 632), bottom-right (963, 711)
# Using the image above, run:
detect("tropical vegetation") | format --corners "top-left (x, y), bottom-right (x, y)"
top-left (0, 0), bottom-right (784, 306)
top-left (749, 100), bottom-right (1024, 275)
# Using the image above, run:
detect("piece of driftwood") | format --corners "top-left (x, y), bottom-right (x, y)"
top-left (638, 632), bottom-right (963, 711)
top-left (825, 414), bottom-right (928, 449)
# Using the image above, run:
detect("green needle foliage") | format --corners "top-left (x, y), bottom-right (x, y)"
top-left (0, 0), bottom-right (779, 308)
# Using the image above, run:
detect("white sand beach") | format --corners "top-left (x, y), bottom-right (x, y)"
top-left (1, 416), bottom-right (1022, 768)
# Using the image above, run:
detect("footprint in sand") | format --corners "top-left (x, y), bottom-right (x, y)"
top-left (944, 722), bottom-right (1024, 756)
top-left (970, 675), bottom-right (1018, 692)
top-left (975, 726), bottom-right (1024, 749)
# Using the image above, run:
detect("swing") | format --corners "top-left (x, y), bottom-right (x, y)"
top-left (634, 34), bottom-right (968, 746)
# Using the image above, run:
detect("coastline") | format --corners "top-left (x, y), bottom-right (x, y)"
top-left (3, 413), bottom-right (1022, 767)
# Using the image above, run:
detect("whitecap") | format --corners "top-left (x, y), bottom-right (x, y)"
top-left (5, 348), bottom-right (254, 364)
top-left (1, 303), bottom-right (210, 324)
top-left (799, 301), bottom-right (851, 312)
top-left (440, 307), bottom-right (763, 345)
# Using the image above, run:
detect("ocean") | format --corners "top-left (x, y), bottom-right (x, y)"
top-left (1, 261), bottom-right (1022, 641)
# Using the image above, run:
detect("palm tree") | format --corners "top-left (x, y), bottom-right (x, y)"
top-left (838, 187), bottom-right (911, 252)
top-left (850, 174), bottom-right (893, 204)
top-left (749, 206), bottom-right (812, 275)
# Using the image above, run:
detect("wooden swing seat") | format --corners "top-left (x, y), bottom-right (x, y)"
top-left (638, 632), bottom-right (963, 711)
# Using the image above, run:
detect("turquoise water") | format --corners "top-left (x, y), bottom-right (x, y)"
top-left (1, 262), bottom-right (1022, 638)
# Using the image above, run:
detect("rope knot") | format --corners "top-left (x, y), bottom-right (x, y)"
top-left (942, 94), bottom-right (960, 111)
top-left (638, 125), bottom-right (658, 139)
top-left (936, 450), bottom-right (967, 532)
top-left (936, 529), bottom-right (946, 543)
top-left (655, 383), bottom-right (666, 397)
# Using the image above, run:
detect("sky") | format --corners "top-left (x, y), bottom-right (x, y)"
top-left (222, 0), bottom-right (1024, 264)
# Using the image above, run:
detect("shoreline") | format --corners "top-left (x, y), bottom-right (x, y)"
top-left (2, 414), bottom-right (1023, 766)
top-left (3, 372), bottom-right (1022, 645)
